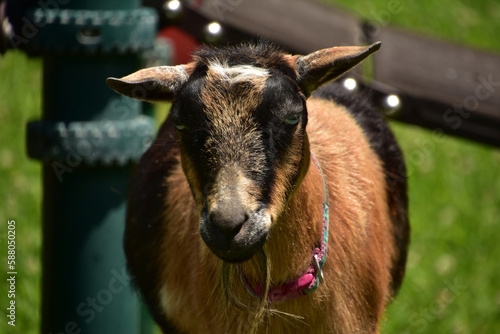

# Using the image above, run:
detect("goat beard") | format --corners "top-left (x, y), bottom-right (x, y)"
top-left (221, 246), bottom-right (271, 332)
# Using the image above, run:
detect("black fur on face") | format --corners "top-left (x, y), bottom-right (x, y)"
top-left (168, 43), bottom-right (309, 262)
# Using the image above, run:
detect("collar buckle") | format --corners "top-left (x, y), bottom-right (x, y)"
top-left (313, 253), bottom-right (324, 284)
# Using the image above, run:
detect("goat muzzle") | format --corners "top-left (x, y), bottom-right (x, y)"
top-left (200, 205), bottom-right (270, 263)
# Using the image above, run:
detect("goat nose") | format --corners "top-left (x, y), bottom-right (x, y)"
top-left (209, 205), bottom-right (248, 241)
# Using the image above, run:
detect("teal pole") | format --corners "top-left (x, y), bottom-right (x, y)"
top-left (15, 0), bottom-right (158, 333)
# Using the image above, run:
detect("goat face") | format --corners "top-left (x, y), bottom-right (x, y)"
top-left (171, 60), bottom-right (308, 262)
top-left (107, 42), bottom-right (381, 263)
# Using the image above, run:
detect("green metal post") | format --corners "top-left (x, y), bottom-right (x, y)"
top-left (17, 0), bottom-right (157, 333)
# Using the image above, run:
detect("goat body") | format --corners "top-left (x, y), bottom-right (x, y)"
top-left (107, 42), bottom-right (409, 333)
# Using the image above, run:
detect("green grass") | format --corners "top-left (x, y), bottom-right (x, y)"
top-left (327, 0), bottom-right (500, 51)
top-left (0, 51), bottom-right (42, 334)
top-left (383, 124), bottom-right (500, 333)
top-left (1, 1), bottom-right (500, 333)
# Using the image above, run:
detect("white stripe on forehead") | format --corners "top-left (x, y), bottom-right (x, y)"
top-left (208, 60), bottom-right (270, 84)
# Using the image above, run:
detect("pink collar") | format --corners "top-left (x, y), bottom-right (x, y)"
top-left (237, 152), bottom-right (329, 303)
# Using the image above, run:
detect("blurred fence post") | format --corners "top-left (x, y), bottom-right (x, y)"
top-left (4, 0), bottom-right (158, 333)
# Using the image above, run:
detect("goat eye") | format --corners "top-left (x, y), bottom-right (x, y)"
top-left (283, 114), bottom-right (300, 125)
top-left (175, 123), bottom-right (187, 131)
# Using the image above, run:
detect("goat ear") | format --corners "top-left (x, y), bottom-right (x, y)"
top-left (291, 42), bottom-right (381, 96)
top-left (106, 63), bottom-right (195, 101)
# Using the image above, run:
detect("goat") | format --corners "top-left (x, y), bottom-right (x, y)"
top-left (107, 42), bottom-right (409, 333)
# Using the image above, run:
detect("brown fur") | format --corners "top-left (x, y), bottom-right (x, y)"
top-left (135, 97), bottom-right (394, 333)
